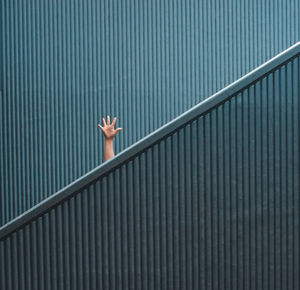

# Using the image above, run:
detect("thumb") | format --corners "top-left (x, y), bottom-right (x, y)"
top-left (115, 127), bottom-right (122, 133)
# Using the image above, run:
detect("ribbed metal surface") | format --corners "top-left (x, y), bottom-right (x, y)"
top-left (1, 0), bottom-right (300, 225)
top-left (1, 48), bottom-right (299, 289)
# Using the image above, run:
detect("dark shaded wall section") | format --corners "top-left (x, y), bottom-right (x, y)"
top-left (1, 0), bottom-right (300, 225)
top-left (0, 47), bottom-right (299, 290)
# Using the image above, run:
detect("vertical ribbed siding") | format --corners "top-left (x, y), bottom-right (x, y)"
top-left (0, 53), bottom-right (299, 290)
top-left (1, 0), bottom-right (300, 225)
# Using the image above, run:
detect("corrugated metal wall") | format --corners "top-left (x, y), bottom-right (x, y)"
top-left (1, 0), bottom-right (300, 225)
top-left (0, 46), bottom-right (299, 290)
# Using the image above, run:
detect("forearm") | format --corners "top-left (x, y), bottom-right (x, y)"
top-left (104, 138), bottom-right (114, 161)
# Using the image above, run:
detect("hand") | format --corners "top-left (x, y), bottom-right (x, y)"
top-left (98, 115), bottom-right (122, 139)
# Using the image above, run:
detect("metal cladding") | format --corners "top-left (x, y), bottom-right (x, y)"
top-left (1, 0), bottom-right (300, 226)
top-left (0, 43), bottom-right (299, 290)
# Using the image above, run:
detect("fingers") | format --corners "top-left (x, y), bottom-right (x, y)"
top-left (101, 115), bottom-right (118, 128)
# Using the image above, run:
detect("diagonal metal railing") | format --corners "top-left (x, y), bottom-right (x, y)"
top-left (0, 42), bottom-right (299, 290)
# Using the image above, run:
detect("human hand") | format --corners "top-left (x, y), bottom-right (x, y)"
top-left (98, 115), bottom-right (122, 139)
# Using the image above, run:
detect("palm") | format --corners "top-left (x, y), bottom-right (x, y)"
top-left (98, 116), bottom-right (122, 139)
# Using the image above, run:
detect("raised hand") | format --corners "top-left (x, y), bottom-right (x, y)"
top-left (98, 115), bottom-right (122, 140)
top-left (98, 115), bottom-right (122, 161)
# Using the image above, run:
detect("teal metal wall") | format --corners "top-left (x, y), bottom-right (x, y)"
top-left (1, 0), bottom-right (300, 225)
top-left (0, 43), bottom-right (299, 290)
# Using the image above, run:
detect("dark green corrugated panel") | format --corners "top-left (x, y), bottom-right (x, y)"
top-left (0, 43), bottom-right (299, 289)
top-left (1, 0), bottom-right (300, 226)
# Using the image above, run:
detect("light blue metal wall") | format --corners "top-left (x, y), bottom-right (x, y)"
top-left (1, 0), bottom-right (300, 225)
top-left (0, 44), bottom-right (299, 290)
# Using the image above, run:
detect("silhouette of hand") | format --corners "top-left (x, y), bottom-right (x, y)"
top-left (98, 116), bottom-right (122, 140)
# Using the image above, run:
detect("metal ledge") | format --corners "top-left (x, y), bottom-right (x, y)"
top-left (1, 41), bottom-right (299, 240)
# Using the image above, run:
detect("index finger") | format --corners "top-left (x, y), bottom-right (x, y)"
top-left (112, 117), bottom-right (117, 126)
top-left (102, 117), bottom-right (107, 126)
